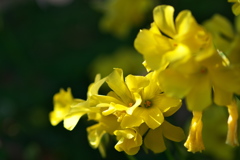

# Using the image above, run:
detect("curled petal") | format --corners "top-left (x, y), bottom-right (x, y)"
top-left (226, 98), bottom-right (239, 146)
top-left (106, 68), bottom-right (133, 104)
top-left (232, 3), bottom-right (240, 16)
top-left (125, 74), bottom-right (149, 93)
top-left (114, 128), bottom-right (142, 155)
top-left (87, 124), bottom-right (106, 148)
top-left (184, 111), bottom-right (205, 153)
top-left (153, 5), bottom-right (176, 37)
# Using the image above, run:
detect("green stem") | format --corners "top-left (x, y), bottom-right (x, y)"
top-left (165, 149), bottom-right (175, 160)
top-left (125, 154), bottom-right (137, 160)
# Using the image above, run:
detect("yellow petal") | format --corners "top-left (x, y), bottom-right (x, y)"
top-left (126, 92), bottom-right (142, 115)
top-left (149, 22), bottom-right (162, 35)
top-left (114, 128), bottom-right (142, 155)
top-left (144, 127), bottom-right (166, 153)
top-left (163, 44), bottom-right (191, 65)
top-left (226, 98), bottom-right (239, 146)
top-left (125, 74), bottom-right (149, 93)
top-left (184, 111), bottom-right (205, 153)
top-left (203, 14), bottom-right (234, 41)
top-left (63, 114), bottom-right (83, 131)
top-left (159, 69), bottom-right (196, 98)
top-left (99, 115), bottom-right (120, 134)
top-left (175, 10), bottom-right (195, 37)
top-left (186, 75), bottom-right (212, 111)
top-left (153, 5), bottom-right (176, 38)
top-left (232, 3), bottom-right (240, 16)
top-left (143, 72), bottom-right (162, 100)
top-left (87, 124), bottom-right (106, 148)
top-left (121, 114), bottom-right (143, 128)
top-left (106, 68), bottom-right (132, 104)
top-left (49, 110), bottom-right (66, 126)
top-left (213, 85), bottom-right (233, 106)
top-left (152, 94), bottom-right (182, 117)
top-left (133, 106), bottom-right (164, 129)
top-left (87, 74), bottom-right (107, 97)
top-left (210, 66), bottom-right (240, 93)
top-left (134, 29), bottom-right (172, 70)
top-left (101, 102), bottom-right (128, 116)
top-left (162, 121), bottom-right (185, 142)
top-left (92, 94), bottom-right (125, 106)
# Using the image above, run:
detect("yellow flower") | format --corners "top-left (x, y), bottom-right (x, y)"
top-left (184, 111), bottom-right (204, 153)
top-left (49, 88), bottom-right (83, 126)
top-left (94, 68), bottom-right (182, 130)
top-left (98, 0), bottom-right (155, 38)
top-left (114, 120), bottom-right (185, 155)
top-left (158, 52), bottom-right (240, 111)
top-left (228, 0), bottom-right (240, 15)
top-left (63, 74), bottom-right (107, 130)
top-left (114, 128), bottom-right (142, 155)
top-left (133, 6), bottom-right (240, 111)
top-left (134, 5), bottom-right (212, 71)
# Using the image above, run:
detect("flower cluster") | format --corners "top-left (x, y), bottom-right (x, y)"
top-left (134, 5), bottom-right (240, 153)
top-left (50, 1), bottom-right (240, 157)
top-left (50, 69), bottom-right (185, 155)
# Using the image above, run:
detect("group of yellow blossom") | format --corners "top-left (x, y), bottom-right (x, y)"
top-left (50, 0), bottom-right (240, 157)
top-left (50, 68), bottom-right (185, 155)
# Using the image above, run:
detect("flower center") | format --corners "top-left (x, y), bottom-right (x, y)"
top-left (143, 100), bottom-right (152, 108)
top-left (200, 67), bottom-right (207, 74)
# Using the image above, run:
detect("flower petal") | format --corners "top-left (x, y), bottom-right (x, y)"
top-left (88, 74), bottom-right (107, 97)
top-left (213, 85), bottom-right (233, 106)
top-left (87, 124), bottom-right (106, 148)
top-left (232, 3), bottom-right (240, 16)
top-left (186, 75), bottom-right (212, 111)
top-left (144, 127), bottom-right (166, 153)
top-left (175, 10), bottom-right (195, 37)
top-left (114, 128), bottom-right (142, 155)
top-left (106, 68), bottom-right (133, 104)
top-left (133, 106), bottom-right (164, 129)
top-left (152, 94), bottom-right (182, 117)
top-left (159, 69), bottom-right (196, 98)
top-left (153, 5), bottom-right (176, 38)
top-left (162, 121), bottom-right (185, 142)
top-left (121, 114), bottom-right (143, 128)
top-left (134, 29), bottom-right (172, 70)
top-left (63, 114), bottom-right (84, 131)
top-left (125, 74), bottom-right (149, 93)
top-left (210, 66), bottom-right (240, 94)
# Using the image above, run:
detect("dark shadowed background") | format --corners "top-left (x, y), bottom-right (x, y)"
top-left (0, 0), bottom-right (237, 160)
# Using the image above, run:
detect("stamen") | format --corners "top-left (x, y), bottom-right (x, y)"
top-left (129, 103), bottom-right (133, 107)
top-left (144, 100), bottom-right (152, 108)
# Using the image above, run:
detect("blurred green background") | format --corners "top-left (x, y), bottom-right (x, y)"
top-left (0, 0), bottom-right (238, 160)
